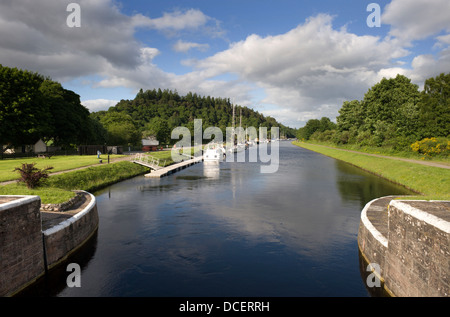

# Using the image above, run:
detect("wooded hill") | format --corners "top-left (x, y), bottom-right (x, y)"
top-left (0, 64), bottom-right (296, 150)
top-left (91, 88), bottom-right (297, 146)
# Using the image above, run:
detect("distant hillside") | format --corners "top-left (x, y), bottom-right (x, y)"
top-left (91, 88), bottom-right (296, 145)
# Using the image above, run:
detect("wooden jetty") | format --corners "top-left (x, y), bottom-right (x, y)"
top-left (144, 156), bottom-right (203, 178)
top-left (132, 153), bottom-right (203, 178)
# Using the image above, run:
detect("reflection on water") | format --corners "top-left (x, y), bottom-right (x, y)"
top-left (19, 142), bottom-right (412, 297)
top-left (16, 230), bottom-right (99, 297)
top-left (335, 160), bottom-right (407, 210)
top-left (203, 161), bottom-right (220, 179)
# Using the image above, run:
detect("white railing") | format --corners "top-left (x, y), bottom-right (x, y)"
top-left (133, 154), bottom-right (164, 169)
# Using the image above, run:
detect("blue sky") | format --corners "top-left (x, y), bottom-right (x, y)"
top-left (0, 0), bottom-right (449, 128)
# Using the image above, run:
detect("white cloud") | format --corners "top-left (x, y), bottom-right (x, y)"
top-left (132, 9), bottom-right (209, 31)
top-left (436, 34), bottom-right (450, 46)
top-left (0, 1), bottom-right (217, 81)
top-left (81, 99), bottom-right (119, 112)
top-left (0, 0), bottom-right (143, 79)
top-left (382, 0), bottom-right (450, 43)
top-left (173, 40), bottom-right (210, 53)
top-left (191, 14), bottom-right (409, 127)
top-left (1, 0), bottom-right (448, 129)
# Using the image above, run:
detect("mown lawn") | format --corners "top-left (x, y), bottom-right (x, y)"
top-left (0, 161), bottom-right (148, 204)
top-left (293, 141), bottom-right (450, 200)
top-left (0, 154), bottom-right (125, 182)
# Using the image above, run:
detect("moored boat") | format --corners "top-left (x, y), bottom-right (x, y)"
top-left (203, 143), bottom-right (225, 162)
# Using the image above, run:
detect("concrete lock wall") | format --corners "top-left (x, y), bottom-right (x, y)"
top-left (0, 192), bottom-right (98, 297)
top-left (358, 197), bottom-right (450, 297)
top-left (0, 196), bottom-right (45, 297)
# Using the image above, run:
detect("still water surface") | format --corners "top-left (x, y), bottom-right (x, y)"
top-left (25, 142), bottom-right (413, 296)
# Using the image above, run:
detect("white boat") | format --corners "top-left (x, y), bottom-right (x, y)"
top-left (203, 143), bottom-right (225, 162)
top-left (236, 143), bottom-right (246, 152)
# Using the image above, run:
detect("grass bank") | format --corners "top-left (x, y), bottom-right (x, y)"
top-left (0, 161), bottom-right (148, 204)
top-left (0, 154), bottom-right (125, 182)
top-left (292, 141), bottom-right (450, 200)
top-left (299, 140), bottom-right (450, 165)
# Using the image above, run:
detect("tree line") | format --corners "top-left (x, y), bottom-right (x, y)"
top-left (0, 65), bottom-right (106, 152)
top-left (90, 88), bottom-right (296, 146)
top-left (297, 73), bottom-right (449, 152)
top-left (0, 65), bottom-right (296, 152)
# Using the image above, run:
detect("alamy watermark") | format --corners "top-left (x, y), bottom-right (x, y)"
top-left (66, 3), bottom-right (81, 28)
top-left (170, 119), bottom-right (280, 174)
top-left (366, 3), bottom-right (381, 28)
top-left (366, 262), bottom-right (381, 288)
top-left (66, 263), bottom-right (81, 287)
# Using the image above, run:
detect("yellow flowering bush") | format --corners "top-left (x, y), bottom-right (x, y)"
top-left (410, 137), bottom-right (450, 158)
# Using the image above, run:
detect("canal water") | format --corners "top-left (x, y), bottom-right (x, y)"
top-left (23, 142), bottom-right (412, 297)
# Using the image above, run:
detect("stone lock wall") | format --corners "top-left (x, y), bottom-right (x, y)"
top-left (43, 192), bottom-right (99, 269)
top-left (357, 197), bottom-right (389, 282)
top-left (358, 197), bottom-right (450, 297)
top-left (0, 196), bottom-right (45, 297)
top-left (385, 201), bottom-right (449, 297)
top-left (0, 192), bottom-right (98, 296)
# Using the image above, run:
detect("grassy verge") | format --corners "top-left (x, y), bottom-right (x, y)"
top-left (293, 141), bottom-right (450, 200)
top-left (0, 183), bottom-right (76, 204)
top-left (0, 154), bottom-right (125, 182)
top-left (0, 161), bottom-right (148, 204)
top-left (301, 140), bottom-right (450, 165)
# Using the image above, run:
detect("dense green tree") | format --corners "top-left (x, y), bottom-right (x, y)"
top-left (336, 100), bottom-right (363, 132)
top-left (105, 122), bottom-right (140, 146)
top-left (360, 74), bottom-right (420, 138)
top-left (297, 119), bottom-right (319, 140)
top-left (39, 79), bottom-right (91, 147)
top-left (99, 112), bottom-right (140, 146)
top-left (0, 65), bottom-right (95, 150)
top-left (331, 74), bottom-right (424, 148)
top-left (417, 73), bottom-right (450, 138)
top-left (319, 117), bottom-right (337, 132)
top-left (87, 115), bottom-right (108, 145)
top-left (297, 117), bottom-right (335, 140)
top-left (0, 65), bottom-right (48, 146)
top-left (142, 117), bottom-right (171, 144)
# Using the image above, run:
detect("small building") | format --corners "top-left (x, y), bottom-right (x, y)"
top-left (142, 137), bottom-right (159, 151)
top-left (33, 139), bottom-right (47, 153)
top-left (3, 138), bottom-right (47, 154)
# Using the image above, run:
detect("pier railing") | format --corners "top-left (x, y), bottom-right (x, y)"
top-left (132, 153), bottom-right (164, 170)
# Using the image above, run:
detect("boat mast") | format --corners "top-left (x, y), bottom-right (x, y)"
top-left (232, 102), bottom-right (235, 145)
top-left (239, 107), bottom-right (242, 144)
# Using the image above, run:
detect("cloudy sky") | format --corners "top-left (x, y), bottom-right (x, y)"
top-left (0, 0), bottom-right (449, 128)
